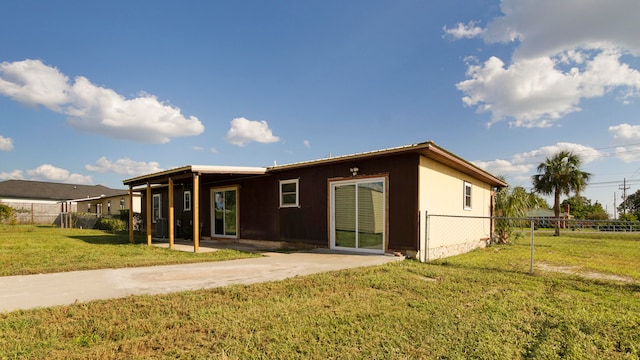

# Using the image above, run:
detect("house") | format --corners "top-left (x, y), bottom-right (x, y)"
top-left (73, 193), bottom-right (142, 217)
top-left (527, 207), bottom-right (572, 229)
top-left (123, 141), bottom-right (507, 261)
top-left (0, 179), bottom-right (139, 225)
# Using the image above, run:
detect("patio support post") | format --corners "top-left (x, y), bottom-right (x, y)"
top-left (146, 182), bottom-right (152, 246)
top-left (168, 177), bottom-right (175, 249)
top-left (128, 185), bottom-right (134, 243)
top-left (193, 173), bottom-right (200, 253)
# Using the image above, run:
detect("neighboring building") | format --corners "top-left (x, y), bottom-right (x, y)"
top-left (123, 141), bottom-right (507, 261)
top-left (0, 179), bottom-right (139, 225)
top-left (527, 207), bottom-right (572, 229)
top-left (74, 193), bottom-right (142, 217)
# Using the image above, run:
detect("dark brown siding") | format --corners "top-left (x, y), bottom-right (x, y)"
top-left (141, 153), bottom-right (420, 251)
top-left (242, 153), bottom-right (421, 250)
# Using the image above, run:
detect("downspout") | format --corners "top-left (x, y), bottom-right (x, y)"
top-left (128, 185), bottom-right (134, 243)
top-left (490, 187), bottom-right (495, 243)
top-left (419, 210), bottom-right (429, 262)
top-left (425, 211), bottom-right (429, 262)
top-left (146, 182), bottom-right (152, 246)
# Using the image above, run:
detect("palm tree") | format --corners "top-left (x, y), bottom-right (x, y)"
top-left (494, 185), bottom-right (540, 244)
top-left (532, 151), bottom-right (591, 236)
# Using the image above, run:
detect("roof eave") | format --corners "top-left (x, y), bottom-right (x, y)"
top-left (123, 165), bottom-right (268, 187)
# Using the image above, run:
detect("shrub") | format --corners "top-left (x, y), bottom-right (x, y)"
top-left (0, 203), bottom-right (15, 224)
top-left (94, 217), bottom-right (126, 232)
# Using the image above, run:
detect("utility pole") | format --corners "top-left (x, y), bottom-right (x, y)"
top-left (619, 178), bottom-right (629, 215)
top-left (613, 192), bottom-right (617, 219)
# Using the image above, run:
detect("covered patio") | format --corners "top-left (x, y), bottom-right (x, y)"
top-left (123, 165), bottom-right (267, 252)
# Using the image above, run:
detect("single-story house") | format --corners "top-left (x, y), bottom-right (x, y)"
top-left (123, 141), bottom-right (507, 261)
top-left (73, 193), bottom-right (142, 217)
top-left (0, 179), bottom-right (139, 225)
top-left (527, 207), bottom-right (572, 229)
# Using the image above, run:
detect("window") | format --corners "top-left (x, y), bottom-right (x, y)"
top-left (279, 179), bottom-right (299, 208)
top-left (184, 190), bottom-right (192, 211)
top-left (212, 187), bottom-right (237, 237)
top-left (463, 181), bottom-right (472, 210)
top-left (152, 193), bottom-right (162, 222)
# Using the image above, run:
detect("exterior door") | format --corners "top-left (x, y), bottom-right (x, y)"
top-left (330, 177), bottom-right (386, 253)
top-left (211, 187), bottom-right (237, 237)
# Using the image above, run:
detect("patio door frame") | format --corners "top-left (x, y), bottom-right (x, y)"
top-left (210, 186), bottom-right (239, 239)
top-left (329, 175), bottom-right (388, 254)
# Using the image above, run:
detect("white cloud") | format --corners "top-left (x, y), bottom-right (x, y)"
top-left (0, 170), bottom-right (23, 180)
top-left (303, 140), bottom-right (310, 148)
top-left (192, 146), bottom-right (204, 151)
top-left (26, 164), bottom-right (92, 184)
top-left (609, 123), bottom-right (640, 142)
top-left (443, 21), bottom-right (484, 40)
top-left (512, 143), bottom-right (603, 166)
top-left (0, 135), bottom-right (13, 151)
top-left (472, 159), bottom-right (532, 177)
top-left (0, 59), bottom-right (204, 143)
top-left (614, 145), bottom-right (640, 163)
top-left (483, 0), bottom-right (640, 59)
top-left (210, 147), bottom-right (218, 153)
top-left (226, 117), bottom-right (280, 146)
top-left (450, 0), bottom-right (640, 127)
top-left (474, 142), bottom-right (602, 184)
top-left (85, 157), bottom-right (163, 176)
top-left (608, 124), bottom-right (640, 162)
top-left (457, 56), bottom-right (582, 127)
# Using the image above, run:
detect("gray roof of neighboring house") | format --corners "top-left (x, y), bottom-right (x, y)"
top-left (0, 180), bottom-right (127, 201)
top-left (526, 208), bottom-right (569, 218)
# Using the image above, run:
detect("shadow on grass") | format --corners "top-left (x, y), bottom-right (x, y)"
top-left (67, 232), bottom-right (147, 245)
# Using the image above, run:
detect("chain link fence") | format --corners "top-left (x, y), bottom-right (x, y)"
top-left (424, 214), bottom-right (640, 274)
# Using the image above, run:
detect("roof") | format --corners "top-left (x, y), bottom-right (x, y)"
top-left (122, 141), bottom-right (507, 188)
top-left (0, 180), bottom-right (128, 201)
top-left (123, 165), bottom-right (267, 187)
top-left (527, 208), bottom-right (569, 218)
top-left (269, 141), bottom-right (507, 187)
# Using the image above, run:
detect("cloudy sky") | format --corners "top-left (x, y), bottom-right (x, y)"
top-left (1, 0), bottom-right (640, 216)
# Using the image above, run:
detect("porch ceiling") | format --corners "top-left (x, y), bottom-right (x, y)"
top-left (123, 165), bottom-right (267, 188)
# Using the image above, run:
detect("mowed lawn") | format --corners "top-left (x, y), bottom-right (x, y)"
top-left (0, 226), bottom-right (639, 359)
top-left (0, 225), bottom-right (259, 276)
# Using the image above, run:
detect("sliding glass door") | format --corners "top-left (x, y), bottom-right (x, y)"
top-left (330, 178), bottom-right (385, 253)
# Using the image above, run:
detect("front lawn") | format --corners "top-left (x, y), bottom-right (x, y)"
top-left (0, 231), bottom-right (638, 359)
top-left (0, 225), bottom-right (259, 276)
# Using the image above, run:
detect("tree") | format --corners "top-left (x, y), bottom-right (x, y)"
top-left (618, 189), bottom-right (640, 219)
top-left (562, 195), bottom-right (609, 220)
top-left (532, 151), bottom-right (591, 236)
top-left (494, 185), bottom-right (542, 244)
top-left (587, 202), bottom-right (609, 220)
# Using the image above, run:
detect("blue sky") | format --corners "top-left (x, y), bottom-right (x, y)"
top-left (1, 0), bottom-right (640, 217)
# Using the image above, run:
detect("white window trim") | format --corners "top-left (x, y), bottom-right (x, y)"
top-left (463, 181), bottom-right (472, 210)
top-left (183, 190), bottom-right (192, 211)
top-left (279, 179), bottom-right (300, 208)
top-left (152, 193), bottom-right (162, 223)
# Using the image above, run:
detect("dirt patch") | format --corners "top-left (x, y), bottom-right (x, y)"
top-left (536, 263), bottom-right (637, 283)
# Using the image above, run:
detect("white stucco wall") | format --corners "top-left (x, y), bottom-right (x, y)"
top-left (418, 156), bottom-right (494, 261)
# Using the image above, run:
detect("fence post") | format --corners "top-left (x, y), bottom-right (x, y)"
top-left (530, 219), bottom-right (534, 275)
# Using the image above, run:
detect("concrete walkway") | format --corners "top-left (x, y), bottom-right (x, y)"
top-left (0, 250), bottom-right (404, 313)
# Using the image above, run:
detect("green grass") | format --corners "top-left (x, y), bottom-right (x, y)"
top-left (0, 225), bottom-right (259, 276)
top-left (0, 228), bottom-right (638, 359)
